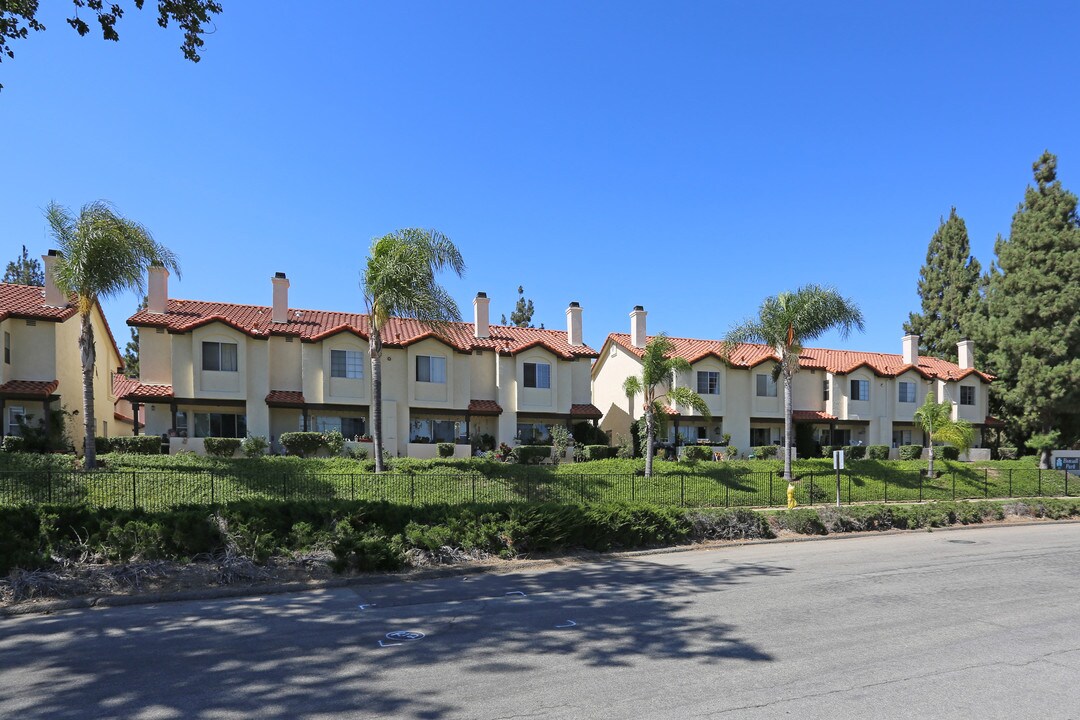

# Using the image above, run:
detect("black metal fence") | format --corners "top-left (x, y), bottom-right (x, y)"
top-left (0, 467), bottom-right (1073, 512)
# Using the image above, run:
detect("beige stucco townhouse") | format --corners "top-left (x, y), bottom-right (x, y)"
top-left (591, 306), bottom-right (1001, 457)
top-left (0, 251), bottom-right (131, 450)
top-left (120, 267), bottom-right (602, 456)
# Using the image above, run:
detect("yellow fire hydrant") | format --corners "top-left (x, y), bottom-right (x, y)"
top-left (787, 482), bottom-right (798, 510)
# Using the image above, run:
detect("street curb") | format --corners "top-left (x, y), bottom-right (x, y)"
top-left (4, 517), bottom-right (1080, 618)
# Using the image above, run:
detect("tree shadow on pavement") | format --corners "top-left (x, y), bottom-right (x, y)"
top-left (0, 556), bottom-right (791, 719)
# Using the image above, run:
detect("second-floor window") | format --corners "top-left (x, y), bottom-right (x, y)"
top-left (202, 341), bottom-right (238, 372)
top-left (851, 379), bottom-right (870, 401)
top-left (696, 371), bottom-right (720, 395)
top-left (3, 331), bottom-right (9, 364)
top-left (960, 385), bottom-right (975, 406)
top-left (755, 373), bottom-right (777, 397)
top-left (331, 350), bottom-right (363, 379)
top-left (416, 355), bottom-right (446, 384)
top-left (898, 381), bottom-right (916, 403)
top-left (524, 362), bottom-right (551, 389)
top-left (823, 379), bottom-right (830, 401)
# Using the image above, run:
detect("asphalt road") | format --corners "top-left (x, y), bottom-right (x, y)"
top-left (2, 522), bottom-right (1080, 719)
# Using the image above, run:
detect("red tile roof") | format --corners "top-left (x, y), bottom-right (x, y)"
top-left (1, 283), bottom-right (125, 371)
top-left (0, 379), bottom-right (60, 397)
top-left (467, 399), bottom-right (503, 416)
top-left (114, 379), bottom-right (174, 401)
top-left (570, 403), bottom-right (603, 419)
top-left (792, 410), bottom-right (838, 422)
top-left (129, 299), bottom-right (600, 360)
top-left (983, 415), bottom-right (1006, 427)
top-left (604, 333), bottom-right (993, 383)
top-left (266, 390), bottom-right (306, 407)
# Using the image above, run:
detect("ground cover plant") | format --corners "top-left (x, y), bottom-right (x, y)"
top-left (0, 453), bottom-right (1071, 511)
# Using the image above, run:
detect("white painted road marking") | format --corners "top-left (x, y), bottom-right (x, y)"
top-left (505, 591), bottom-right (526, 597)
top-left (555, 620), bottom-right (577, 628)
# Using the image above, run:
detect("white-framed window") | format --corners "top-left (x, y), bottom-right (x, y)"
top-left (755, 373), bottom-right (777, 397)
top-left (822, 379), bottom-right (830, 401)
top-left (415, 355), bottom-right (447, 384)
top-left (3, 331), bottom-right (9, 364)
top-left (175, 412), bottom-right (188, 437)
top-left (331, 349), bottom-right (364, 379)
top-left (7, 406), bottom-right (25, 436)
top-left (851, 379), bottom-right (870, 401)
top-left (194, 412), bottom-right (246, 438)
top-left (898, 381), bottom-right (916, 403)
top-left (202, 341), bottom-right (238, 372)
top-left (960, 385), bottom-right (975, 406)
top-left (524, 362), bottom-right (551, 389)
top-left (696, 371), bottom-right (720, 395)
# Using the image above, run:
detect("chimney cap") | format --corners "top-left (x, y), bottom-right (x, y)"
top-left (47, 249), bottom-right (61, 257)
top-left (274, 272), bottom-right (287, 279)
top-left (633, 305), bottom-right (644, 311)
top-left (476, 291), bottom-right (487, 298)
top-left (569, 301), bottom-right (580, 308)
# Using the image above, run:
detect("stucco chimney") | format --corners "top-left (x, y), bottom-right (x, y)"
top-left (957, 340), bottom-right (974, 370)
top-left (272, 272), bottom-right (290, 324)
top-left (902, 334), bottom-right (919, 366)
top-left (473, 292), bottom-right (490, 339)
top-left (42, 250), bottom-right (66, 308)
top-left (630, 306), bottom-right (647, 349)
top-left (147, 263), bottom-right (169, 314)
top-left (566, 301), bottom-right (583, 347)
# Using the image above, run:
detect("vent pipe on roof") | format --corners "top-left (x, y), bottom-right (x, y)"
top-left (473, 292), bottom-right (490, 339)
top-left (902, 334), bottom-right (919, 366)
top-left (147, 262), bottom-right (169, 314)
top-left (566, 301), bottom-right (583, 347)
top-left (42, 250), bottom-right (66, 308)
top-left (272, 272), bottom-right (290, 324)
top-left (631, 306), bottom-right (647, 349)
top-left (957, 340), bottom-right (974, 370)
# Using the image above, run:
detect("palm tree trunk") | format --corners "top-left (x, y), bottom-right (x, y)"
top-left (644, 409), bottom-right (655, 478)
top-left (370, 328), bottom-right (384, 473)
top-left (783, 369), bottom-right (793, 481)
top-left (79, 312), bottom-right (97, 468)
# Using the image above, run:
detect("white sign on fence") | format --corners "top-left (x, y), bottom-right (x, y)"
top-left (833, 450), bottom-right (845, 470)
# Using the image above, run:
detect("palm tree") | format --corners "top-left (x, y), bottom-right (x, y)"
top-left (45, 201), bottom-right (180, 468)
top-left (723, 284), bottom-right (864, 482)
top-left (914, 390), bottom-right (975, 477)
top-left (362, 229), bottom-right (465, 473)
top-left (622, 334), bottom-right (711, 478)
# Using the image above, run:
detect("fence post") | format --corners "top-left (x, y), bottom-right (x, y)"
top-left (210, 470), bottom-right (215, 505)
top-left (985, 469), bottom-right (989, 498)
top-left (1008, 469), bottom-right (1012, 498)
top-left (951, 472), bottom-right (955, 501)
top-left (847, 473), bottom-right (851, 505)
top-left (580, 475), bottom-right (586, 504)
top-left (919, 471), bottom-right (923, 503)
top-left (350, 473), bottom-right (356, 502)
top-left (410, 476), bottom-right (416, 505)
top-left (631, 473), bottom-right (636, 502)
top-left (808, 472), bottom-right (814, 506)
top-left (884, 474), bottom-right (888, 504)
top-left (984, 469), bottom-right (989, 499)
top-left (471, 473), bottom-right (476, 504)
top-left (132, 471), bottom-right (137, 510)
top-left (1066, 469), bottom-right (1070, 497)
top-left (680, 474), bottom-right (685, 507)
top-left (1038, 468), bottom-right (1042, 497)
top-left (768, 472), bottom-right (773, 506)
top-left (725, 478), bottom-right (730, 508)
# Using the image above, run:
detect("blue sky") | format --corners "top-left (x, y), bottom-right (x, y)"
top-left (3, 1), bottom-right (1078, 358)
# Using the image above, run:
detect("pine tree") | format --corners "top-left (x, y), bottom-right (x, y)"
top-left (981, 151), bottom-right (1080, 451)
top-left (123, 297), bottom-right (148, 378)
top-left (508, 285), bottom-right (535, 328)
top-left (904, 208), bottom-right (983, 362)
top-left (3, 245), bottom-right (45, 286)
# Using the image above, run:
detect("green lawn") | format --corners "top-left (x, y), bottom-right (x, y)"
top-left (0, 452), bottom-right (1071, 511)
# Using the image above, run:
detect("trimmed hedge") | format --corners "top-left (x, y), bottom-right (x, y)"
top-left (1, 436), bottom-right (26, 453)
top-left (582, 445), bottom-right (616, 461)
top-left (279, 432), bottom-right (325, 457)
top-left (203, 437), bottom-right (241, 457)
top-left (844, 445), bottom-right (866, 460)
top-left (437, 443), bottom-right (455, 458)
top-left (899, 445), bottom-right (923, 461)
top-left (95, 436), bottom-right (161, 455)
top-left (681, 445), bottom-right (713, 462)
top-left (866, 445), bottom-right (889, 460)
top-left (750, 445), bottom-right (778, 459)
top-left (515, 446), bottom-right (552, 465)
top-left (241, 435), bottom-right (268, 458)
top-left (940, 446), bottom-right (960, 461)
